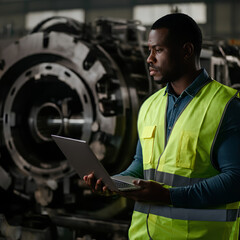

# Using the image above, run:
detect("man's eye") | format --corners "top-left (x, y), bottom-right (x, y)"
top-left (156, 49), bottom-right (163, 53)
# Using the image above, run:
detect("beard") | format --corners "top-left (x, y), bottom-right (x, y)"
top-left (153, 76), bottom-right (170, 84)
top-left (152, 73), bottom-right (178, 85)
top-left (149, 63), bottom-right (174, 85)
top-left (151, 65), bottom-right (184, 85)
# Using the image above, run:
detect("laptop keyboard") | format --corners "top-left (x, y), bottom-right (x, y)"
top-left (113, 179), bottom-right (136, 189)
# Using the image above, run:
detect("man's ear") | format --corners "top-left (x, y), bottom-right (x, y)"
top-left (183, 42), bottom-right (194, 60)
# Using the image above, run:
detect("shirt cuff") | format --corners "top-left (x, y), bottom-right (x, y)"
top-left (169, 187), bottom-right (188, 208)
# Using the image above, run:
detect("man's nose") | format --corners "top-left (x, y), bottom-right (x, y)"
top-left (147, 52), bottom-right (155, 64)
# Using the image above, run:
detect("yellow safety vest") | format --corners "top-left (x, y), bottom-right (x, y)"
top-left (129, 80), bottom-right (240, 240)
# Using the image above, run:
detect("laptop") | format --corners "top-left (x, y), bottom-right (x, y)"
top-left (51, 135), bottom-right (141, 192)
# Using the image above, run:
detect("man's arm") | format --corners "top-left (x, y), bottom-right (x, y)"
top-left (119, 140), bottom-right (144, 179)
top-left (83, 139), bottom-right (171, 204)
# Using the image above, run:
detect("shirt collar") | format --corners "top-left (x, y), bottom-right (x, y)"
top-left (164, 69), bottom-right (211, 98)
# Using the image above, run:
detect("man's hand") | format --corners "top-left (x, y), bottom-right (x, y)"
top-left (83, 174), bottom-right (171, 204)
top-left (120, 179), bottom-right (171, 205)
top-left (83, 173), bottom-right (109, 193)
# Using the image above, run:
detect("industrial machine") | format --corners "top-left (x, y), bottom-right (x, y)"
top-left (0, 17), bottom-right (153, 240)
top-left (0, 17), bottom-right (239, 240)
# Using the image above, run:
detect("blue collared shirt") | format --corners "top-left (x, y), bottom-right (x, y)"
top-left (121, 69), bottom-right (240, 208)
top-left (165, 69), bottom-right (211, 142)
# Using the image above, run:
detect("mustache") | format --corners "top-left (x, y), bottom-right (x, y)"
top-left (149, 63), bottom-right (159, 70)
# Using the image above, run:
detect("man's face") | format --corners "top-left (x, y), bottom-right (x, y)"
top-left (147, 28), bottom-right (184, 84)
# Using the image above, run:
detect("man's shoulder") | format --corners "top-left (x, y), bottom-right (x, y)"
top-left (220, 96), bottom-right (240, 134)
top-left (209, 79), bottom-right (237, 94)
top-left (143, 87), bottom-right (166, 104)
top-left (138, 87), bottom-right (167, 117)
top-left (226, 96), bottom-right (240, 115)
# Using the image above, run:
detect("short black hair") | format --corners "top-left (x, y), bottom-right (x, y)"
top-left (151, 13), bottom-right (202, 57)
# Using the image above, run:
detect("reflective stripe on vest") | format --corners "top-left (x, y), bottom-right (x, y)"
top-left (144, 168), bottom-right (205, 187)
top-left (134, 202), bottom-right (239, 222)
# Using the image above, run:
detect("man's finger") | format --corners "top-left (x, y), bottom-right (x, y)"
top-left (95, 178), bottom-right (103, 191)
top-left (133, 179), bottom-right (147, 187)
top-left (103, 186), bottom-right (108, 192)
top-left (86, 173), bottom-right (95, 190)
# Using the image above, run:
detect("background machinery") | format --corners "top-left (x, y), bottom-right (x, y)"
top-left (0, 17), bottom-right (239, 240)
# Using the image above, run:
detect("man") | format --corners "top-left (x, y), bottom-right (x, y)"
top-left (84, 13), bottom-right (240, 239)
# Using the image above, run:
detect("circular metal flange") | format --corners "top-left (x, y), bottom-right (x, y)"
top-left (0, 30), bottom-right (140, 180)
top-left (3, 62), bottom-right (93, 179)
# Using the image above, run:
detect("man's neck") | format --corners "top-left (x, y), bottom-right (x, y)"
top-left (170, 69), bottom-right (202, 96)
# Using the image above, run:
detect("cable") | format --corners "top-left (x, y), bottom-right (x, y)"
top-left (146, 205), bottom-right (153, 240)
